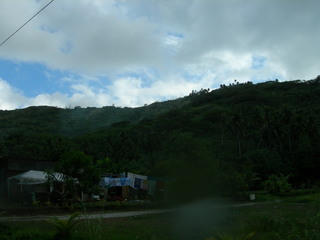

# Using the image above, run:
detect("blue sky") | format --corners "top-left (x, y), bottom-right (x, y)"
top-left (0, 0), bottom-right (319, 110)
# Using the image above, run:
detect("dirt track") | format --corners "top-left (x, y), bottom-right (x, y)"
top-left (0, 201), bottom-right (268, 222)
top-left (0, 209), bottom-right (173, 222)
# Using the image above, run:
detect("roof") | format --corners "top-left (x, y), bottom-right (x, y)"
top-left (7, 170), bottom-right (63, 185)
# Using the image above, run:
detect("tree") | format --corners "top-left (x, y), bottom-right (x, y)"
top-left (225, 106), bottom-right (247, 157)
top-left (55, 151), bottom-right (100, 200)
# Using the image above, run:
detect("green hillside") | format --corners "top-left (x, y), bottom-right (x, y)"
top-left (1, 77), bottom-right (320, 199)
top-left (0, 97), bottom-right (190, 138)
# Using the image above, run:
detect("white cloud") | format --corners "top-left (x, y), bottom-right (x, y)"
top-left (0, 0), bottom-right (164, 75)
top-left (0, 78), bottom-right (28, 110)
top-left (0, 0), bottom-right (319, 110)
top-left (175, 0), bottom-right (320, 80)
top-left (108, 74), bottom-right (212, 107)
top-left (163, 32), bottom-right (184, 54)
top-left (0, 77), bottom-right (109, 110)
top-left (31, 92), bottom-right (69, 107)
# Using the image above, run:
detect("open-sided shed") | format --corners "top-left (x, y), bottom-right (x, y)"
top-left (7, 170), bottom-right (63, 203)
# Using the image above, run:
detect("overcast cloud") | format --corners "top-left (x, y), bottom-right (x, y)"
top-left (0, 0), bottom-right (319, 110)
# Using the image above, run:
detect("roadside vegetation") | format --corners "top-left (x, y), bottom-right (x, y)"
top-left (1, 190), bottom-right (320, 240)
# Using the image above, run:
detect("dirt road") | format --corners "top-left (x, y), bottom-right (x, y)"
top-left (0, 200), bottom-right (273, 222)
top-left (0, 209), bottom-right (173, 222)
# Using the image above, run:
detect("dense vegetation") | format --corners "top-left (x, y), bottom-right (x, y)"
top-left (1, 77), bottom-right (320, 199)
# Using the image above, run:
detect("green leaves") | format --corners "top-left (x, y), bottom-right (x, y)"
top-left (206, 231), bottom-right (256, 240)
top-left (48, 212), bottom-right (80, 239)
top-left (54, 151), bottom-right (101, 200)
top-left (263, 174), bottom-right (292, 194)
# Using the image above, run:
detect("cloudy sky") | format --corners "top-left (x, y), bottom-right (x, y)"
top-left (0, 0), bottom-right (319, 110)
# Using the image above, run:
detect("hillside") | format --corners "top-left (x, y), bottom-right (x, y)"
top-left (1, 77), bottom-right (320, 198)
top-left (0, 97), bottom-right (190, 138)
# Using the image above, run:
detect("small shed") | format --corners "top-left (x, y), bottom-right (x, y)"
top-left (7, 170), bottom-right (63, 203)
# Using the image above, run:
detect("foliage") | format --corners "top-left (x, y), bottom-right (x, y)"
top-left (1, 78), bottom-right (320, 198)
top-left (54, 151), bottom-right (100, 200)
top-left (0, 222), bottom-right (12, 238)
top-left (263, 174), bottom-right (292, 194)
top-left (0, 221), bottom-right (51, 240)
top-left (206, 231), bottom-right (255, 240)
top-left (44, 169), bottom-right (61, 191)
top-left (47, 212), bottom-right (80, 240)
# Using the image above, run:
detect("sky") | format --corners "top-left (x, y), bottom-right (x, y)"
top-left (0, 0), bottom-right (319, 110)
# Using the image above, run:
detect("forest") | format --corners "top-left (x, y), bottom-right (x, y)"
top-left (1, 76), bottom-right (320, 200)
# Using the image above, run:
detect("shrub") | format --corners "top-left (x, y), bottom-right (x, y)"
top-left (263, 174), bottom-right (292, 194)
top-left (48, 212), bottom-right (80, 240)
top-left (0, 223), bottom-right (12, 238)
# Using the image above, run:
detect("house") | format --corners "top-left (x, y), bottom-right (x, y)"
top-left (99, 172), bottom-right (169, 201)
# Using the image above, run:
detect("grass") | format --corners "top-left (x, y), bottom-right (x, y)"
top-left (0, 214), bottom-right (172, 240)
top-left (1, 190), bottom-right (320, 240)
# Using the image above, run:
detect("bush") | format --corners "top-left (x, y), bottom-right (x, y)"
top-left (0, 223), bottom-right (12, 238)
top-left (263, 174), bottom-right (292, 194)
top-left (48, 212), bottom-right (80, 240)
